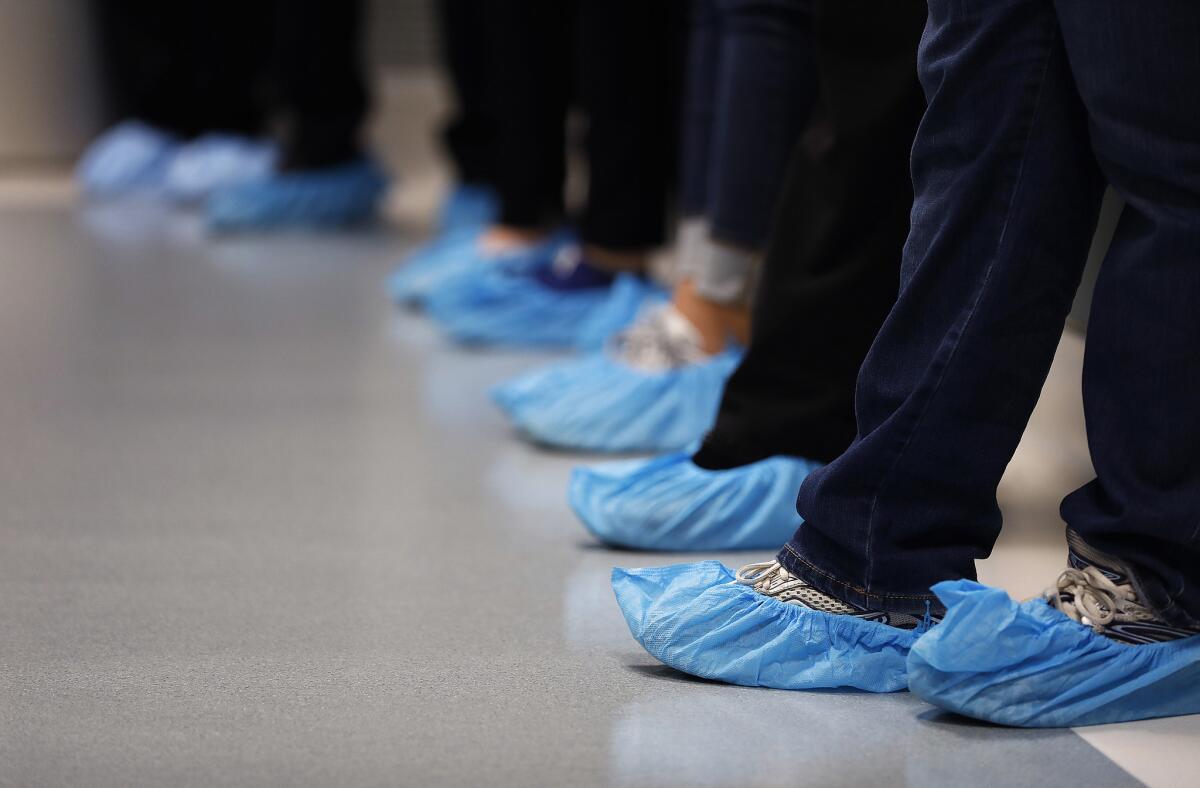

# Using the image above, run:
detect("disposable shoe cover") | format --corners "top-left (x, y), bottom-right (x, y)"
top-left (387, 229), bottom-right (484, 306)
top-left (613, 560), bottom-right (922, 692)
top-left (570, 452), bottom-right (819, 551)
top-left (164, 134), bottom-right (277, 203)
top-left (77, 121), bottom-right (178, 197)
top-left (907, 580), bottom-right (1200, 727)
top-left (427, 261), bottom-right (658, 349)
top-left (436, 183), bottom-right (497, 234)
top-left (206, 158), bottom-right (387, 231)
top-left (491, 349), bottom-right (740, 452)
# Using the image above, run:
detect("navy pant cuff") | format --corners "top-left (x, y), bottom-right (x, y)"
top-left (776, 541), bottom-right (945, 618)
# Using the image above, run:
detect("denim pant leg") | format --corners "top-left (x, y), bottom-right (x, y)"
top-left (781, 0), bottom-right (1108, 615)
top-left (1053, 1), bottom-right (1200, 628)
top-left (706, 0), bottom-right (818, 251)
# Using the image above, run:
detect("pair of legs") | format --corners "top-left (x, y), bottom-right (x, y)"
top-left (613, 0), bottom-right (1199, 725)
top-left (93, 0), bottom-right (369, 170)
top-left (439, 0), bottom-right (681, 269)
top-left (783, 0), bottom-right (1200, 627)
top-left (694, 0), bottom-right (924, 467)
top-left (564, 0), bottom-right (924, 541)
top-left (672, 0), bottom-right (818, 353)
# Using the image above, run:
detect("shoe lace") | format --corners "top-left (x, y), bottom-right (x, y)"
top-left (611, 305), bottom-right (707, 371)
top-left (1046, 565), bottom-right (1153, 633)
top-left (734, 560), bottom-right (791, 588)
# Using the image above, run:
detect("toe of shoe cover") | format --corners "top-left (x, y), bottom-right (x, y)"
top-left (427, 269), bottom-right (657, 349)
top-left (570, 452), bottom-right (818, 551)
top-left (906, 580), bottom-right (1200, 727)
top-left (77, 121), bottom-right (177, 196)
top-left (387, 230), bottom-right (482, 306)
top-left (206, 158), bottom-right (387, 230)
top-left (613, 561), bottom-right (920, 691)
top-left (491, 350), bottom-right (741, 451)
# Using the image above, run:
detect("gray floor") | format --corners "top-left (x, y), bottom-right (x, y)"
top-left (0, 201), bottom-right (1142, 787)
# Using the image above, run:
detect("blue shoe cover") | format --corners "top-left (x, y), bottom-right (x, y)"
top-left (573, 276), bottom-right (668, 352)
top-left (163, 134), bottom-right (277, 203)
top-left (491, 349), bottom-right (740, 452)
top-left (76, 121), bottom-right (178, 198)
top-left (387, 184), bottom-right (497, 305)
top-left (387, 230), bottom-right (484, 306)
top-left (907, 580), bottom-right (1200, 727)
top-left (206, 158), bottom-right (388, 231)
top-left (436, 183), bottom-right (498, 234)
top-left (613, 560), bottom-right (922, 692)
top-left (426, 244), bottom-right (658, 349)
top-left (570, 452), bottom-right (818, 551)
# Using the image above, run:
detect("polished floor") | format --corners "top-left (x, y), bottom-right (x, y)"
top-left (2, 75), bottom-right (1197, 788)
top-left (0, 193), bottom-right (1195, 788)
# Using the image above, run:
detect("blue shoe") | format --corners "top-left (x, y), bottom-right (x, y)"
top-left (613, 560), bottom-right (929, 692)
top-left (490, 305), bottom-right (739, 451)
top-left (435, 183), bottom-right (498, 234)
top-left (76, 121), bottom-right (178, 198)
top-left (426, 238), bottom-right (658, 349)
top-left (570, 452), bottom-right (819, 551)
top-left (206, 157), bottom-right (388, 231)
top-left (908, 531), bottom-right (1200, 727)
top-left (163, 134), bottom-right (277, 203)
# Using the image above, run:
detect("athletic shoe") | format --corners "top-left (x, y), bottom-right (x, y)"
top-left (737, 560), bottom-right (935, 631)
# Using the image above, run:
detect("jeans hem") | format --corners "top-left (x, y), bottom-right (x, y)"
top-left (777, 541), bottom-right (944, 617)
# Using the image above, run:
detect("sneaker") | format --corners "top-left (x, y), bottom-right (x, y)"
top-left (610, 304), bottom-right (711, 372)
top-left (736, 560), bottom-right (936, 631)
top-left (1044, 529), bottom-right (1200, 645)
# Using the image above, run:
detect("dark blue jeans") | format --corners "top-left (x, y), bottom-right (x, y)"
top-left (678, 0), bottom-right (817, 250)
top-left (781, 0), bottom-right (1200, 627)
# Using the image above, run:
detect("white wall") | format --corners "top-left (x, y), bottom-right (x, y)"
top-left (0, 0), bottom-right (103, 165)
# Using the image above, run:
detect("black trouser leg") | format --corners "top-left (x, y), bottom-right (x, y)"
top-left (436, 0), bottom-right (499, 187)
top-left (484, 0), bottom-right (573, 230)
top-left (694, 0), bottom-right (927, 469)
top-left (574, 0), bottom-right (684, 250)
top-left (270, 0), bottom-right (370, 170)
top-left (93, 0), bottom-right (269, 138)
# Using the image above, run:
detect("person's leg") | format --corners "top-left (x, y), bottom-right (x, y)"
top-left (676, 0), bottom-right (720, 230)
top-left (675, 0), bottom-right (818, 353)
top-left (783, 0), bottom-right (1107, 616)
top-left (268, 0), bottom-right (369, 171)
top-left (694, 0), bottom-right (926, 469)
top-left (436, 0), bottom-right (500, 191)
top-left (704, 0), bottom-right (816, 252)
top-left (574, 0), bottom-right (684, 270)
top-left (564, 0), bottom-right (925, 554)
top-left (1054, 0), bottom-right (1200, 629)
top-left (482, 0), bottom-right (572, 239)
top-left (91, 0), bottom-right (196, 135)
top-left (204, 0), bottom-right (386, 230)
top-left (186, 0), bottom-right (271, 138)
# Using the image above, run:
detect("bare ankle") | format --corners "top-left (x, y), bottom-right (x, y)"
top-left (672, 280), bottom-right (751, 355)
top-left (480, 224), bottom-right (548, 252)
